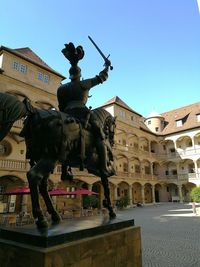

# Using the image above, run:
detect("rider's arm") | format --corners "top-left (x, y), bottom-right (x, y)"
top-left (81, 66), bottom-right (109, 90)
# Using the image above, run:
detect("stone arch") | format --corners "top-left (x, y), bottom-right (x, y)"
top-left (141, 159), bottom-right (151, 175)
top-left (132, 182), bottom-right (142, 204)
top-left (165, 183), bottom-right (178, 202)
top-left (179, 159), bottom-right (195, 175)
top-left (127, 134), bottom-right (139, 150)
top-left (154, 183), bottom-right (162, 202)
top-left (150, 140), bottom-right (159, 154)
top-left (162, 139), bottom-right (175, 155)
top-left (117, 181), bottom-right (129, 198)
top-left (182, 182), bottom-right (196, 202)
top-left (144, 183), bottom-right (153, 203)
top-left (176, 136), bottom-right (192, 150)
top-left (114, 129), bottom-right (127, 146)
top-left (129, 157), bottom-right (141, 175)
top-left (152, 161), bottom-right (162, 176)
top-left (115, 154), bottom-right (128, 173)
top-left (194, 132), bottom-right (200, 147)
top-left (139, 136), bottom-right (149, 152)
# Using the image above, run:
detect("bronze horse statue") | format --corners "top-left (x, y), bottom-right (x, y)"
top-left (0, 93), bottom-right (116, 228)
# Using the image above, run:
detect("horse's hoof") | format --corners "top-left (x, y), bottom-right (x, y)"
top-left (36, 218), bottom-right (49, 229)
top-left (109, 211), bottom-right (116, 219)
top-left (51, 212), bottom-right (61, 224)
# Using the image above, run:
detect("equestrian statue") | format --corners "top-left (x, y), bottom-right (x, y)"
top-left (0, 37), bottom-right (117, 228)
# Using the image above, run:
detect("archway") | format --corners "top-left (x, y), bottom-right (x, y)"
top-left (132, 182), bottom-right (142, 204)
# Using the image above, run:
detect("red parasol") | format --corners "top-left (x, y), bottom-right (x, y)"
top-left (72, 188), bottom-right (98, 195)
top-left (4, 187), bottom-right (30, 195)
top-left (48, 188), bottom-right (72, 196)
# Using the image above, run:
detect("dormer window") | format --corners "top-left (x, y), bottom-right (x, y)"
top-left (175, 113), bottom-right (189, 127)
top-left (176, 120), bottom-right (183, 127)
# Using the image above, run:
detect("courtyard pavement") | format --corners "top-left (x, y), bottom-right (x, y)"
top-left (117, 203), bottom-right (200, 267)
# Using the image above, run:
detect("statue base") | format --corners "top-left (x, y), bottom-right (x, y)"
top-left (0, 214), bottom-right (142, 267)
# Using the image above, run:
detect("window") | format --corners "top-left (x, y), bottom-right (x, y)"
top-left (12, 61), bottom-right (27, 73)
top-left (148, 120), bottom-right (151, 125)
top-left (38, 72), bottom-right (43, 81)
top-left (0, 141), bottom-right (12, 156)
top-left (172, 169), bottom-right (177, 175)
top-left (44, 75), bottom-right (49, 83)
top-left (20, 64), bottom-right (27, 73)
top-left (155, 127), bottom-right (159, 132)
top-left (38, 72), bottom-right (50, 83)
top-left (197, 114), bottom-right (200, 122)
top-left (176, 120), bottom-right (183, 127)
top-left (119, 110), bottom-right (126, 118)
top-left (13, 61), bottom-right (19, 70)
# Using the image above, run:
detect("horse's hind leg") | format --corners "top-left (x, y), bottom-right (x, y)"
top-left (27, 158), bottom-right (56, 228)
top-left (39, 177), bottom-right (61, 224)
top-left (101, 175), bottom-right (116, 219)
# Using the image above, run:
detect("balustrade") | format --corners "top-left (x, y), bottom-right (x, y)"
top-left (0, 159), bottom-right (29, 171)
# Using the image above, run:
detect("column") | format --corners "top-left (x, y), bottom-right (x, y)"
top-left (21, 195), bottom-right (28, 213)
top-left (150, 162), bottom-right (154, 179)
top-left (141, 185), bottom-right (145, 205)
top-left (114, 185), bottom-right (118, 201)
top-left (87, 184), bottom-right (93, 191)
top-left (21, 182), bottom-right (28, 213)
top-left (129, 185), bottom-right (133, 206)
top-left (51, 183), bottom-right (57, 208)
top-left (178, 184), bottom-right (183, 203)
top-left (194, 160), bottom-right (198, 177)
top-left (151, 184), bottom-right (156, 204)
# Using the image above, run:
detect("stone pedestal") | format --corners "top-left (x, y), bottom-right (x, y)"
top-left (0, 214), bottom-right (142, 267)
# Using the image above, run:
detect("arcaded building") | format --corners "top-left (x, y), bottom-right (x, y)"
top-left (0, 45), bottom-right (199, 215)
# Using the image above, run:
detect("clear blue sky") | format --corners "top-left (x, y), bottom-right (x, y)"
top-left (1, 0), bottom-right (200, 117)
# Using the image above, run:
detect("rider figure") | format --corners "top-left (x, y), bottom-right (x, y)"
top-left (57, 43), bottom-right (112, 176)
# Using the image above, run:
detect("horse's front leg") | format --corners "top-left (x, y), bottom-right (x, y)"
top-left (27, 158), bottom-right (56, 228)
top-left (101, 175), bottom-right (116, 219)
top-left (39, 177), bottom-right (61, 225)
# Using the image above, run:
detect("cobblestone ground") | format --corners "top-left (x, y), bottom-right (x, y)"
top-left (117, 203), bottom-right (200, 267)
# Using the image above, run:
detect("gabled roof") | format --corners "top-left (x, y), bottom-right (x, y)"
top-left (0, 45), bottom-right (65, 79)
top-left (161, 102), bottom-right (200, 135)
top-left (101, 96), bottom-right (142, 117)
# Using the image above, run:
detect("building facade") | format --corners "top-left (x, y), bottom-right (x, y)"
top-left (0, 45), bottom-right (199, 216)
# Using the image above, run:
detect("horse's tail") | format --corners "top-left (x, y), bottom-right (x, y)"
top-left (0, 92), bottom-right (29, 141)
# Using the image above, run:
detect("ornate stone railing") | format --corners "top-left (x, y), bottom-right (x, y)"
top-left (0, 159), bottom-right (29, 171)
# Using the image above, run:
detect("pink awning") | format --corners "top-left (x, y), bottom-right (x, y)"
top-left (72, 188), bottom-right (98, 195)
top-left (4, 187), bottom-right (30, 195)
top-left (48, 188), bottom-right (72, 196)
